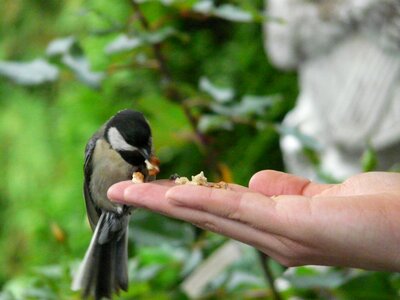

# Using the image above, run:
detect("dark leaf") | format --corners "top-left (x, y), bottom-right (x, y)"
top-left (337, 272), bottom-right (397, 300)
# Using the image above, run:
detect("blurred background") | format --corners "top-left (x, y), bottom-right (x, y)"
top-left (1, 0), bottom-right (399, 299)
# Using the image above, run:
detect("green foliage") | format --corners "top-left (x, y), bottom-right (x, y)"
top-left (0, 0), bottom-right (396, 299)
top-left (361, 144), bottom-right (378, 172)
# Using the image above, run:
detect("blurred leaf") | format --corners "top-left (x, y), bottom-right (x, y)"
top-left (225, 271), bottom-right (265, 292)
top-left (105, 27), bottom-right (177, 54)
top-left (192, 0), bottom-right (214, 14)
top-left (0, 291), bottom-right (14, 300)
top-left (236, 95), bottom-right (276, 116)
top-left (136, 246), bottom-right (183, 288)
top-left (1, 276), bottom-right (58, 300)
top-left (192, 2), bottom-right (257, 23)
top-left (21, 287), bottom-right (57, 300)
top-left (214, 4), bottom-right (253, 23)
top-left (361, 144), bottom-right (378, 172)
top-left (0, 59), bottom-right (58, 85)
top-left (135, 264), bottom-right (164, 282)
top-left (199, 77), bottom-right (234, 103)
top-left (180, 248), bottom-right (203, 277)
top-left (46, 36), bottom-right (76, 57)
top-left (197, 114), bottom-right (233, 133)
top-left (145, 27), bottom-right (177, 44)
top-left (62, 55), bottom-right (104, 89)
top-left (47, 37), bottom-right (104, 88)
top-left (337, 272), bottom-right (397, 300)
top-left (209, 95), bottom-right (277, 118)
top-left (33, 265), bottom-right (63, 280)
top-left (105, 34), bottom-right (143, 54)
top-left (284, 267), bottom-right (350, 290)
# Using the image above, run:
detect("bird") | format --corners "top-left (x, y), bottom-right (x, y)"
top-left (72, 109), bottom-right (154, 299)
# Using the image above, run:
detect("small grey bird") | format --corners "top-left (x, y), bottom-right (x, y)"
top-left (72, 109), bottom-right (153, 299)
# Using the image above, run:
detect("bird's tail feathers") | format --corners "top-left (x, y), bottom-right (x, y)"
top-left (71, 213), bottom-right (129, 299)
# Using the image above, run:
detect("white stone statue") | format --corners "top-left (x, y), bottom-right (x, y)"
top-left (264, 0), bottom-right (400, 181)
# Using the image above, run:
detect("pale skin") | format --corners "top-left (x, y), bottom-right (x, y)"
top-left (107, 170), bottom-right (400, 271)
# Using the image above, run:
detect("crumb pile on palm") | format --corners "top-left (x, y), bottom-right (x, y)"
top-left (174, 171), bottom-right (228, 189)
top-left (131, 160), bottom-right (228, 189)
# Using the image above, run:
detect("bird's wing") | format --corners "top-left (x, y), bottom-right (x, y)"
top-left (83, 129), bottom-right (104, 231)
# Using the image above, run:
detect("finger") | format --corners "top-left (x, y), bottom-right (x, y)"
top-left (109, 183), bottom-right (280, 249)
top-left (111, 183), bottom-right (297, 260)
top-left (165, 185), bottom-right (290, 235)
top-left (108, 182), bottom-right (170, 209)
top-left (108, 180), bottom-right (248, 202)
top-left (108, 181), bottom-right (133, 200)
top-left (249, 170), bottom-right (334, 196)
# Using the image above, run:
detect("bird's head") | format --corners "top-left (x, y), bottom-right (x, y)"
top-left (105, 109), bottom-right (152, 165)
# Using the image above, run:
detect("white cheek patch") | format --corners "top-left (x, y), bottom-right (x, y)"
top-left (107, 127), bottom-right (137, 151)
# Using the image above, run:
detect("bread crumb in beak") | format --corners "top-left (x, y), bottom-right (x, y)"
top-left (145, 156), bottom-right (160, 176)
top-left (132, 172), bottom-right (144, 183)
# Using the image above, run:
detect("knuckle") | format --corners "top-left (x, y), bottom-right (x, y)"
top-left (226, 192), bottom-right (247, 221)
top-left (198, 214), bottom-right (222, 234)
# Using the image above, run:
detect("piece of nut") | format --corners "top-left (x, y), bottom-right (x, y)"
top-left (173, 171), bottom-right (228, 189)
top-left (132, 172), bottom-right (144, 183)
top-left (191, 171), bottom-right (208, 186)
top-left (146, 155), bottom-right (160, 176)
top-left (175, 177), bottom-right (190, 185)
top-left (209, 181), bottom-right (228, 189)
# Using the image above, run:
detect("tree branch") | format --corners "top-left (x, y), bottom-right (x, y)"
top-left (130, 1), bottom-right (211, 148)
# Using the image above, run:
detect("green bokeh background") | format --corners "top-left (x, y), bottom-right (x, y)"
top-left (1, 1), bottom-right (398, 299)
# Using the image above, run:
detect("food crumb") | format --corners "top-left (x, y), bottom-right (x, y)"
top-left (191, 171), bottom-right (208, 186)
top-left (132, 172), bottom-right (144, 183)
top-left (174, 171), bottom-right (228, 189)
top-left (146, 156), bottom-right (160, 176)
top-left (209, 181), bottom-right (229, 189)
top-left (175, 177), bottom-right (190, 185)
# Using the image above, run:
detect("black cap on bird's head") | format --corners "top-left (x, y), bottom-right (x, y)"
top-left (105, 109), bottom-right (152, 165)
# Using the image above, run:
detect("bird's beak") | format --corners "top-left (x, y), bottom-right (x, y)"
top-left (137, 148), bottom-right (150, 160)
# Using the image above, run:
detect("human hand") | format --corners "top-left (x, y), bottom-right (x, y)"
top-left (107, 171), bottom-right (400, 271)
